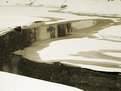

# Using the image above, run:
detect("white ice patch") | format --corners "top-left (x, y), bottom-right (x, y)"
top-left (37, 38), bottom-right (121, 61)
top-left (36, 38), bottom-right (121, 72)
top-left (94, 25), bottom-right (121, 41)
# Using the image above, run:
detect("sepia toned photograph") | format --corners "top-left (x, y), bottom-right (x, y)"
top-left (0, 0), bottom-right (121, 91)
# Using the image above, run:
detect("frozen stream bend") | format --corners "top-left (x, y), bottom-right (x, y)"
top-left (15, 18), bottom-right (121, 73)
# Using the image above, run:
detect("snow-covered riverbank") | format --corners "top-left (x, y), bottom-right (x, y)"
top-left (63, 0), bottom-right (121, 17)
top-left (0, 6), bottom-right (100, 35)
top-left (0, 71), bottom-right (83, 91)
top-left (1, 0), bottom-right (121, 17)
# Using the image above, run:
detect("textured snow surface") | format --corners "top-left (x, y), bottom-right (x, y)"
top-left (0, 71), bottom-right (83, 91)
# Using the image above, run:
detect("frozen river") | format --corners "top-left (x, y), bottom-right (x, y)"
top-left (15, 17), bottom-right (121, 73)
top-left (1, 6), bottom-right (121, 91)
top-left (0, 6), bottom-right (121, 73)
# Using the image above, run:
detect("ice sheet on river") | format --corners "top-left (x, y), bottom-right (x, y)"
top-left (94, 25), bottom-right (121, 41)
top-left (37, 38), bottom-right (121, 72)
